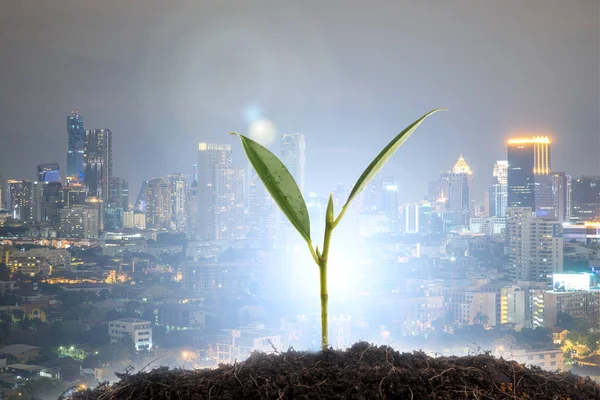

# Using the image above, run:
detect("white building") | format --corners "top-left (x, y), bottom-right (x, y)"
top-left (216, 324), bottom-right (282, 365)
top-left (469, 217), bottom-right (505, 235)
top-left (122, 211), bottom-right (134, 228)
top-left (506, 207), bottom-right (563, 282)
top-left (108, 318), bottom-right (152, 350)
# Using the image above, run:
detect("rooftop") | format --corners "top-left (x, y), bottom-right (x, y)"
top-left (0, 344), bottom-right (40, 356)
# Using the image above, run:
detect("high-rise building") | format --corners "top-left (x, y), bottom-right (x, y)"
top-left (135, 180), bottom-right (149, 212)
top-left (59, 206), bottom-right (99, 239)
top-left (145, 178), bottom-right (171, 230)
top-left (37, 163), bottom-right (61, 183)
top-left (507, 137), bottom-right (551, 211)
top-left (280, 133), bottom-right (306, 194)
top-left (552, 172), bottom-right (571, 223)
top-left (186, 179), bottom-right (198, 236)
top-left (214, 166), bottom-right (246, 240)
top-left (246, 166), bottom-right (275, 243)
top-left (404, 203), bottom-right (420, 233)
top-left (167, 174), bottom-right (190, 232)
top-left (571, 176), bottom-right (600, 223)
top-left (63, 181), bottom-right (87, 207)
top-left (489, 161), bottom-right (508, 218)
top-left (0, 173), bottom-right (4, 209)
top-left (197, 143), bottom-right (232, 240)
top-left (85, 197), bottom-right (104, 232)
top-left (84, 129), bottom-right (112, 199)
top-left (505, 207), bottom-right (563, 282)
top-left (7, 180), bottom-right (33, 221)
top-left (109, 177), bottom-right (129, 211)
top-left (447, 155), bottom-right (473, 226)
top-left (67, 111), bottom-right (85, 182)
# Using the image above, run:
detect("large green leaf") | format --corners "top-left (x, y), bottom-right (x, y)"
top-left (342, 109), bottom-right (445, 218)
top-left (230, 132), bottom-right (311, 244)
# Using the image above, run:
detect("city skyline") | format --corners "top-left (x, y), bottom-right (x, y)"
top-left (1, 0), bottom-right (599, 202)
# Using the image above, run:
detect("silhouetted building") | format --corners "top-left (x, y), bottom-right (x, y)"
top-left (84, 129), bottom-right (112, 199)
top-left (67, 111), bottom-right (85, 182)
top-left (37, 163), bottom-right (61, 183)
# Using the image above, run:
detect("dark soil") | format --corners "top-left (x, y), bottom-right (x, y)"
top-left (75, 342), bottom-right (600, 400)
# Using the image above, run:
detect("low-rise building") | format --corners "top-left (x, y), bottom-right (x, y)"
top-left (216, 324), bottom-right (282, 365)
top-left (108, 318), bottom-right (152, 350)
top-left (158, 303), bottom-right (206, 331)
top-left (496, 347), bottom-right (564, 372)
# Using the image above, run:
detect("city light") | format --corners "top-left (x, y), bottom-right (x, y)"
top-left (507, 136), bottom-right (551, 144)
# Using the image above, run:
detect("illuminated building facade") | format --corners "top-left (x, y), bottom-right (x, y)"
top-left (552, 172), bottom-right (571, 223)
top-left (506, 207), bottom-right (563, 282)
top-left (145, 178), bottom-right (171, 230)
top-left (507, 137), bottom-right (551, 213)
top-left (37, 163), bottom-right (61, 183)
top-left (7, 179), bottom-right (33, 221)
top-left (109, 177), bottom-right (129, 211)
top-left (197, 143), bottom-right (232, 240)
top-left (489, 161), bottom-right (508, 217)
top-left (167, 173), bottom-right (190, 232)
top-left (280, 133), bottom-right (306, 194)
top-left (84, 128), bottom-right (112, 199)
top-left (447, 155), bottom-right (473, 226)
top-left (59, 206), bottom-right (99, 239)
top-left (214, 166), bottom-right (246, 240)
top-left (571, 175), bottom-right (600, 223)
top-left (67, 111), bottom-right (85, 182)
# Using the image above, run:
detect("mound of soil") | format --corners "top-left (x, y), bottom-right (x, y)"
top-left (76, 342), bottom-right (599, 400)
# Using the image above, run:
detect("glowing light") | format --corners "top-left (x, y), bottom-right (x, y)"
top-left (452, 154), bottom-right (472, 174)
top-left (507, 136), bottom-right (551, 144)
top-left (584, 221), bottom-right (600, 227)
top-left (248, 118), bottom-right (276, 146)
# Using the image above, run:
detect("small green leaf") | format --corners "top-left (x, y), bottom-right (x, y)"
top-left (341, 109), bottom-right (445, 218)
top-left (326, 194), bottom-right (334, 226)
top-left (230, 132), bottom-right (311, 244)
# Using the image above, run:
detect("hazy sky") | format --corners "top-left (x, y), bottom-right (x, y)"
top-left (1, 0), bottom-right (599, 202)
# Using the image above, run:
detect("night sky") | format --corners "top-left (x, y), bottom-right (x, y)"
top-left (1, 0), bottom-right (599, 202)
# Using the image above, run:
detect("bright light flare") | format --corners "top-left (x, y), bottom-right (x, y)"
top-left (248, 118), bottom-right (276, 146)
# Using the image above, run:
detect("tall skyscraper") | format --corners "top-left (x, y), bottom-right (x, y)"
top-left (67, 111), bottom-right (85, 182)
top-left (7, 180), bottom-right (33, 221)
top-left (37, 163), bottom-right (61, 183)
top-left (85, 197), bottom-right (104, 232)
top-left (167, 173), bottom-right (190, 232)
top-left (447, 155), bottom-right (473, 226)
top-left (280, 133), bottom-right (306, 194)
top-left (571, 176), bottom-right (600, 223)
top-left (246, 166), bottom-right (275, 243)
top-left (505, 207), bottom-right (563, 282)
top-left (0, 173), bottom-right (4, 210)
top-left (197, 143), bottom-right (232, 240)
top-left (214, 166), bottom-right (246, 240)
top-left (109, 177), bottom-right (129, 211)
top-left (84, 129), bottom-right (112, 199)
top-left (489, 161), bottom-right (508, 218)
top-left (552, 172), bottom-right (571, 223)
top-left (187, 179), bottom-right (199, 236)
top-left (507, 136), bottom-right (551, 210)
top-left (145, 178), bottom-right (171, 230)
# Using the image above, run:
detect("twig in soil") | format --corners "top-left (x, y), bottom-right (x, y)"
top-left (428, 367), bottom-right (455, 381)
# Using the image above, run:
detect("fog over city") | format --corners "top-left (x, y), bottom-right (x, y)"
top-left (0, 1), bottom-right (600, 399)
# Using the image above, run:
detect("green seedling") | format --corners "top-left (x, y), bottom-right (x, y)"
top-left (230, 109), bottom-right (445, 350)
